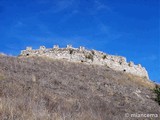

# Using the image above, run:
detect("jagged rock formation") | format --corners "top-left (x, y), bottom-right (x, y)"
top-left (20, 45), bottom-right (149, 79)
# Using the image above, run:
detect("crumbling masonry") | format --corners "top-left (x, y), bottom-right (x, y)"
top-left (20, 45), bottom-right (149, 79)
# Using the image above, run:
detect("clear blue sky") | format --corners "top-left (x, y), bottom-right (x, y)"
top-left (0, 0), bottom-right (159, 82)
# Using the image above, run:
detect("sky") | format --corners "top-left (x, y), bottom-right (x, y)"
top-left (0, 0), bottom-right (159, 82)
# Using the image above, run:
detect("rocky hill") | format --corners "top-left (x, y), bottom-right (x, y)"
top-left (0, 54), bottom-right (159, 120)
top-left (20, 45), bottom-right (149, 79)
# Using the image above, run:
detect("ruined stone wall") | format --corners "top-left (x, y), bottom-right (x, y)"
top-left (20, 45), bottom-right (149, 79)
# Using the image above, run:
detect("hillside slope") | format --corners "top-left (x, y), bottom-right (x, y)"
top-left (0, 55), bottom-right (159, 120)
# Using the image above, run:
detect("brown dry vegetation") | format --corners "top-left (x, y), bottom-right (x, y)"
top-left (0, 55), bottom-right (159, 120)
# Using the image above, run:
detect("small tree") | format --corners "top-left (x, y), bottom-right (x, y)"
top-left (154, 84), bottom-right (160, 105)
top-left (102, 55), bottom-right (106, 59)
top-left (91, 50), bottom-right (95, 55)
top-left (85, 54), bottom-right (93, 61)
top-left (69, 49), bottom-right (74, 54)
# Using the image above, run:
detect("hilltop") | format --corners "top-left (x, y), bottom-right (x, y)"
top-left (0, 54), bottom-right (159, 120)
top-left (20, 45), bottom-right (149, 79)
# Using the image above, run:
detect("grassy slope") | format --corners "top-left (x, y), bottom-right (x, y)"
top-left (0, 55), bottom-right (159, 120)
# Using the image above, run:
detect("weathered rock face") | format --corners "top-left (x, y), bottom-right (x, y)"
top-left (20, 45), bottom-right (149, 79)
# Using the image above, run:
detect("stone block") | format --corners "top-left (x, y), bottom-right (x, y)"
top-left (129, 61), bottom-right (134, 67)
top-left (67, 45), bottom-right (72, 49)
top-left (53, 45), bottom-right (59, 49)
top-left (79, 46), bottom-right (85, 51)
top-left (40, 46), bottom-right (46, 50)
top-left (26, 47), bottom-right (32, 51)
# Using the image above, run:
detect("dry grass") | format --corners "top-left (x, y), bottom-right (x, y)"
top-left (0, 55), bottom-right (159, 120)
top-left (0, 73), bottom-right (5, 81)
top-left (125, 73), bottom-right (155, 89)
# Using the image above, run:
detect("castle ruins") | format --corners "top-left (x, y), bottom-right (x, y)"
top-left (20, 45), bottom-right (149, 79)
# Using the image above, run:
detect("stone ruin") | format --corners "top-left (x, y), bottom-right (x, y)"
top-left (20, 45), bottom-right (149, 79)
